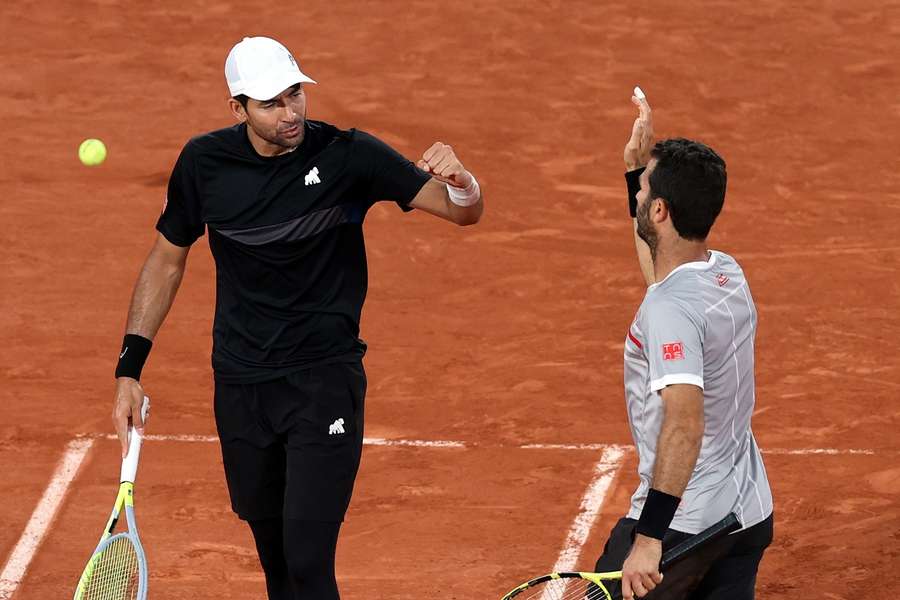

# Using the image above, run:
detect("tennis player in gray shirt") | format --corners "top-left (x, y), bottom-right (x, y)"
top-left (592, 93), bottom-right (774, 600)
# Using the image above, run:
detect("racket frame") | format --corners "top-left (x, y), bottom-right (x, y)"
top-left (500, 512), bottom-right (741, 600)
top-left (73, 398), bottom-right (149, 600)
top-left (501, 570), bottom-right (623, 600)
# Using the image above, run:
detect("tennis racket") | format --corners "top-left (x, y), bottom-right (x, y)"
top-left (500, 512), bottom-right (740, 600)
top-left (73, 396), bottom-right (150, 600)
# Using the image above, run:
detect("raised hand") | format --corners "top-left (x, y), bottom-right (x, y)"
top-left (624, 88), bottom-right (654, 170)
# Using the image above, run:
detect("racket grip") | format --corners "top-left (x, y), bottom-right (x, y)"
top-left (659, 512), bottom-right (740, 570)
top-left (120, 396), bottom-right (150, 483)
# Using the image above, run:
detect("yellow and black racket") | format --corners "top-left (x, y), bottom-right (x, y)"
top-left (73, 397), bottom-right (150, 600)
top-left (501, 513), bottom-right (740, 600)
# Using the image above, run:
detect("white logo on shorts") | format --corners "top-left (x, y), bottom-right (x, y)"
top-left (328, 418), bottom-right (345, 435)
top-left (304, 166), bottom-right (321, 186)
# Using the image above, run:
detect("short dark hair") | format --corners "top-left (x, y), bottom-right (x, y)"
top-left (648, 138), bottom-right (727, 240)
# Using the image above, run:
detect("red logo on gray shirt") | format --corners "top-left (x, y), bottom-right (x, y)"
top-left (662, 342), bottom-right (685, 361)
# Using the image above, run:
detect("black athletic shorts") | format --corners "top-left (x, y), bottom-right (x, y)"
top-left (594, 513), bottom-right (773, 600)
top-left (214, 361), bottom-right (366, 522)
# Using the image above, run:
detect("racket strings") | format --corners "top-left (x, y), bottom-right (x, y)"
top-left (518, 577), bottom-right (616, 600)
top-left (81, 536), bottom-right (141, 599)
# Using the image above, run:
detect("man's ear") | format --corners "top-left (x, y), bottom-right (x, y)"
top-left (227, 98), bottom-right (247, 122)
top-left (652, 197), bottom-right (669, 223)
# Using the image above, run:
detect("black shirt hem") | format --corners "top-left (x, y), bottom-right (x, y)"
top-left (212, 350), bottom-right (366, 384)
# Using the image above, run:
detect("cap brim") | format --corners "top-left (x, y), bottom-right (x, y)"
top-left (243, 71), bottom-right (317, 101)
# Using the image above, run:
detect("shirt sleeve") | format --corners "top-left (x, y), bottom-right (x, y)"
top-left (155, 143), bottom-right (205, 246)
top-left (642, 297), bottom-right (705, 392)
top-left (353, 130), bottom-right (431, 212)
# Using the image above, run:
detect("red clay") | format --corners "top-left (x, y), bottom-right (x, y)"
top-left (1, 1), bottom-right (898, 598)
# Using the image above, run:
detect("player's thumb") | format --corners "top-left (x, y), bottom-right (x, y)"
top-left (116, 420), bottom-right (129, 458)
top-left (131, 389), bottom-right (145, 435)
top-left (113, 397), bottom-right (130, 458)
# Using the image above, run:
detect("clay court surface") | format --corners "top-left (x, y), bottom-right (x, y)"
top-left (2, 1), bottom-right (899, 598)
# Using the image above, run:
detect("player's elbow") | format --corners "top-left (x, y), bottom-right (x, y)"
top-left (453, 203), bottom-right (483, 226)
top-left (455, 213), bottom-right (480, 227)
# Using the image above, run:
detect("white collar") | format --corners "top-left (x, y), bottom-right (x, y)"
top-left (648, 251), bottom-right (717, 291)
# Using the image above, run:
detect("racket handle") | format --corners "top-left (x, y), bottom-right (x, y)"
top-left (120, 396), bottom-right (150, 483)
top-left (659, 512), bottom-right (740, 570)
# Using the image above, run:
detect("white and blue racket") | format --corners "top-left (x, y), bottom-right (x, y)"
top-left (73, 397), bottom-right (150, 600)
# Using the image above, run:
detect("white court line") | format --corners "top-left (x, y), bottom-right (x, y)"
top-left (97, 433), bottom-right (468, 448)
top-left (548, 445), bottom-right (627, 576)
top-left (763, 447), bottom-right (876, 456)
top-left (2, 435), bottom-right (887, 599)
top-left (0, 438), bottom-right (94, 600)
top-left (520, 443), bottom-right (608, 451)
top-left (363, 437), bottom-right (466, 448)
top-left (91, 433), bottom-right (884, 455)
top-left (142, 433), bottom-right (216, 443)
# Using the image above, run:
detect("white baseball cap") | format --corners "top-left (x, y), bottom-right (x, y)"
top-left (225, 36), bottom-right (316, 101)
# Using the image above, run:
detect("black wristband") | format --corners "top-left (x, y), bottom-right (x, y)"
top-left (115, 334), bottom-right (153, 380)
top-left (635, 488), bottom-right (681, 540)
top-left (626, 167), bottom-right (646, 218)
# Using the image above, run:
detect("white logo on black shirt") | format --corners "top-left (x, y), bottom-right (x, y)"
top-left (328, 418), bottom-right (345, 435)
top-left (304, 166), bottom-right (321, 186)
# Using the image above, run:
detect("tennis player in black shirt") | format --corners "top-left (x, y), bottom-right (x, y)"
top-left (110, 36), bottom-right (484, 599)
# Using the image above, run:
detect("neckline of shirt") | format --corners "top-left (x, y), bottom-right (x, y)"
top-left (648, 250), bottom-right (718, 291)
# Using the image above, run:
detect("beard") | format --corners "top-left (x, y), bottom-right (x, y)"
top-left (636, 198), bottom-right (658, 261)
top-left (270, 118), bottom-right (306, 149)
top-left (248, 107), bottom-right (307, 151)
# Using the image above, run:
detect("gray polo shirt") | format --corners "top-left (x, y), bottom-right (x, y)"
top-left (624, 250), bottom-right (773, 533)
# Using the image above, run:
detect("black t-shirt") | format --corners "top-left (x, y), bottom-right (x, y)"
top-left (156, 120), bottom-right (431, 383)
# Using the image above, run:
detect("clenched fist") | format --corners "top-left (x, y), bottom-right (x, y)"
top-left (417, 142), bottom-right (473, 189)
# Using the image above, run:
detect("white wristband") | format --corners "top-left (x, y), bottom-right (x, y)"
top-left (447, 175), bottom-right (481, 207)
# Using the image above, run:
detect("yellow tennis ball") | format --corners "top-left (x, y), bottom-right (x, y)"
top-left (78, 138), bottom-right (107, 166)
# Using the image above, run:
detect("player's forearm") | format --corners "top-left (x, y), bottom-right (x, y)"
top-left (124, 249), bottom-right (187, 339)
top-left (444, 189), bottom-right (483, 226)
top-left (409, 177), bottom-right (483, 225)
top-left (634, 391), bottom-right (703, 540)
top-left (442, 170), bottom-right (483, 226)
top-left (651, 392), bottom-right (704, 496)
